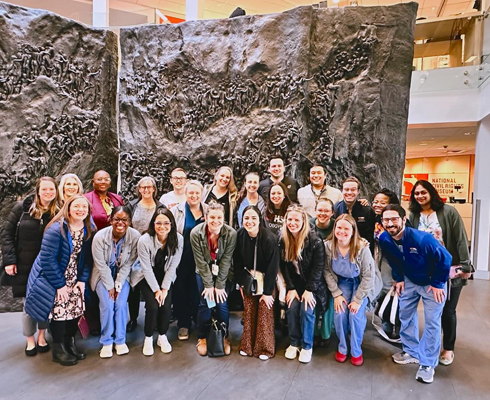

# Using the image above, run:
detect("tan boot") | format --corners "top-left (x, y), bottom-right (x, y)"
top-left (196, 339), bottom-right (207, 356)
top-left (224, 338), bottom-right (231, 356)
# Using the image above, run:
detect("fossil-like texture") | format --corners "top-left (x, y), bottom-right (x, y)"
top-left (119, 3), bottom-right (416, 198)
top-left (0, 2), bottom-right (118, 311)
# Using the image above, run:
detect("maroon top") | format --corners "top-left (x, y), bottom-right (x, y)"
top-left (85, 191), bottom-right (124, 231)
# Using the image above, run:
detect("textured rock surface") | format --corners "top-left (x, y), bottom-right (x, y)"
top-left (119, 4), bottom-right (416, 198)
top-left (0, 2), bottom-right (118, 311)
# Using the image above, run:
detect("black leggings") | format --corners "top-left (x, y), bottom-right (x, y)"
top-left (128, 284), bottom-right (141, 322)
top-left (442, 285), bottom-right (463, 351)
top-left (139, 280), bottom-right (172, 337)
top-left (50, 318), bottom-right (79, 344)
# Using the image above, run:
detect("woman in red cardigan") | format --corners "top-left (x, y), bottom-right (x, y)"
top-left (85, 170), bottom-right (124, 230)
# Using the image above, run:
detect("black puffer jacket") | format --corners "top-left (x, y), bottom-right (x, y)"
top-left (1, 195), bottom-right (53, 297)
top-left (280, 231), bottom-right (330, 312)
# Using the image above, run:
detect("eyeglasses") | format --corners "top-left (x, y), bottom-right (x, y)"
top-left (139, 186), bottom-right (154, 191)
top-left (155, 221), bottom-right (171, 227)
top-left (382, 217), bottom-right (401, 224)
top-left (113, 218), bottom-right (129, 224)
top-left (171, 176), bottom-right (187, 181)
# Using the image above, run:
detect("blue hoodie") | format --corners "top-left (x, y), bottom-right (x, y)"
top-left (378, 227), bottom-right (452, 289)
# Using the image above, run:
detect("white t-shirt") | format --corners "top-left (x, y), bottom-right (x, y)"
top-left (159, 191), bottom-right (186, 210)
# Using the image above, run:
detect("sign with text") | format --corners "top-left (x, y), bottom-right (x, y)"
top-left (403, 173), bottom-right (469, 201)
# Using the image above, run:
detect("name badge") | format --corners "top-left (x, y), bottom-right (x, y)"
top-left (212, 262), bottom-right (219, 276)
top-left (409, 247), bottom-right (418, 254)
top-left (357, 216), bottom-right (365, 222)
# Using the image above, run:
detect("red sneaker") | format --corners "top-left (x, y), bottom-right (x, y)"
top-left (335, 351), bottom-right (347, 363)
top-left (351, 354), bottom-right (364, 366)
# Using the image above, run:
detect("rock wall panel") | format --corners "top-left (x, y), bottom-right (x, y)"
top-left (0, 2), bottom-right (118, 311)
top-left (119, 4), bottom-right (417, 198)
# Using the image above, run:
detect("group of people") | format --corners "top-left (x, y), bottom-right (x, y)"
top-left (1, 156), bottom-right (472, 384)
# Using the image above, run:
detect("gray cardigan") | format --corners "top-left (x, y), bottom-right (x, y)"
top-left (409, 205), bottom-right (472, 287)
top-left (172, 201), bottom-right (208, 235)
top-left (90, 226), bottom-right (141, 291)
top-left (324, 240), bottom-right (380, 305)
top-left (190, 222), bottom-right (237, 289)
top-left (131, 232), bottom-right (184, 291)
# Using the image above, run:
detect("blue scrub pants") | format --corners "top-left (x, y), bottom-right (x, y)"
top-left (334, 276), bottom-right (368, 357)
top-left (96, 280), bottom-right (130, 346)
top-left (399, 278), bottom-right (446, 368)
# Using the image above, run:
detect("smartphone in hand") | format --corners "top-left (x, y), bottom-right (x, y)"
top-left (206, 296), bottom-right (216, 308)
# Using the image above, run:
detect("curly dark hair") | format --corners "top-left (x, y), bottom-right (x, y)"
top-left (409, 180), bottom-right (444, 214)
top-left (373, 188), bottom-right (400, 205)
top-left (146, 206), bottom-right (179, 256)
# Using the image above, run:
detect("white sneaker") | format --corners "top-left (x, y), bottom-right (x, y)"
top-left (285, 345), bottom-right (300, 360)
top-left (115, 343), bottom-right (129, 356)
top-left (158, 334), bottom-right (172, 354)
top-left (143, 336), bottom-right (154, 356)
top-left (259, 354), bottom-right (269, 361)
top-left (299, 348), bottom-right (312, 363)
top-left (239, 350), bottom-right (249, 357)
top-left (100, 344), bottom-right (113, 359)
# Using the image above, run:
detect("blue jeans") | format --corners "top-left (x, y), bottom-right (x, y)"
top-left (286, 298), bottom-right (316, 350)
top-left (334, 276), bottom-right (368, 357)
top-left (399, 278), bottom-right (446, 368)
top-left (96, 280), bottom-right (130, 346)
top-left (195, 273), bottom-right (231, 339)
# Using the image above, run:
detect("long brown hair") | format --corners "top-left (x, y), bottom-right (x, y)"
top-left (281, 204), bottom-right (310, 262)
top-left (46, 194), bottom-right (94, 240)
top-left (265, 182), bottom-right (291, 221)
top-left (29, 177), bottom-right (61, 219)
top-left (237, 171), bottom-right (260, 205)
top-left (330, 214), bottom-right (364, 263)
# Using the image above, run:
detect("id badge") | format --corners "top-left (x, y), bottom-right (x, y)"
top-left (212, 262), bottom-right (219, 276)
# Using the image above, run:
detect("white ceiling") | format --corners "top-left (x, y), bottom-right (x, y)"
top-left (110, 0), bottom-right (478, 20)
top-left (406, 123), bottom-right (477, 158)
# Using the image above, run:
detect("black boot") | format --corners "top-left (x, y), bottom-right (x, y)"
top-left (64, 336), bottom-right (86, 360)
top-left (52, 343), bottom-right (77, 366)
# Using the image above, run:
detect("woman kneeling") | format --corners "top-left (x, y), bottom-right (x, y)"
top-left (324, 214), bottom-right (375, 366)
top-left (91, 206), bottom-right (140, 358)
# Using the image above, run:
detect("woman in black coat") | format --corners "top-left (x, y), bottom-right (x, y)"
top-left (2, 177), bottom-right (60, 356)
top-left (280, 204), bottom-right (328, 364)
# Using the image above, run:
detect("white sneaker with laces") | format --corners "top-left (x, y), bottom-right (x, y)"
top-left (115, 343), bottom-right (129, 356)
top-left (100, 345), bottom-right (113, 359)
top-left (285, 345), bottom-right (300, 360)
top-left (299, 348), bottom-right (312, 363)
top-left (158, 334), bottom-right (172, 354)
top-left (259, 354), bottom-right (269, 361)
top-left (143, 336), bottom-right (154, 356)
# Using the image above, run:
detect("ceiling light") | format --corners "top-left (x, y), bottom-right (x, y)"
top-left (419, 143), bottom-right (428, 146)
top-left (464, 132), bottom-right (476, 135)
top-left (332, 0), bottom-right (340, 3)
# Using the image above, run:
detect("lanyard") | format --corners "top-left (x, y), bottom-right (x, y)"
top-left (112, 238), bottom-right (124, 270)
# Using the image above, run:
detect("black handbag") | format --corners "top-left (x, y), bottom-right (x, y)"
top-left (241, 242), bottom-right (264, 296)
top-left (207, 317), bottom-right (226, 357)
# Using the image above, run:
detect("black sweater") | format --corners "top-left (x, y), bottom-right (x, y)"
top-left (1, 195), bottom-right (53, 297)
top-left (234, 227), bottom-right (280, 296)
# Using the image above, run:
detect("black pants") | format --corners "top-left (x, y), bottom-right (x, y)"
top-left (173, 264), bottom-right (199, 329)
top-left (50, 318), bottom-right (79, 344)
top-left (139, 280), bottom-right (172, 337)
top-left (128, 284), bottom-right (141, 323)
top-left (442, 285), bottom-right (463, 351)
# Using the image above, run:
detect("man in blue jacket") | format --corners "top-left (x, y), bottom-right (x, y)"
top-left (378, 204), bottom-right (452, 384)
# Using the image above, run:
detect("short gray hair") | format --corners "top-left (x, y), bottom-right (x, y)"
top-left (185, 180), bottom-right (204, 194)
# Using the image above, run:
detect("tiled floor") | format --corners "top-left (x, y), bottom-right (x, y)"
top-left (0, 280), bottom-right (489, 400)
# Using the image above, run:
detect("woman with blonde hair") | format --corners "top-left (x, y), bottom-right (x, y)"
top-left (203, 166), bottom-right (238, 226)
top-left (2, 176), bottom-right (60, 356)
top-left (59, 173), bottom-right (84, 203)
top-left (324, 214), bottom-right (375, 366)
top-left (280, 204), bottom-right (328, 364)
top-left (25, 194), bottom-right (95, 366)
